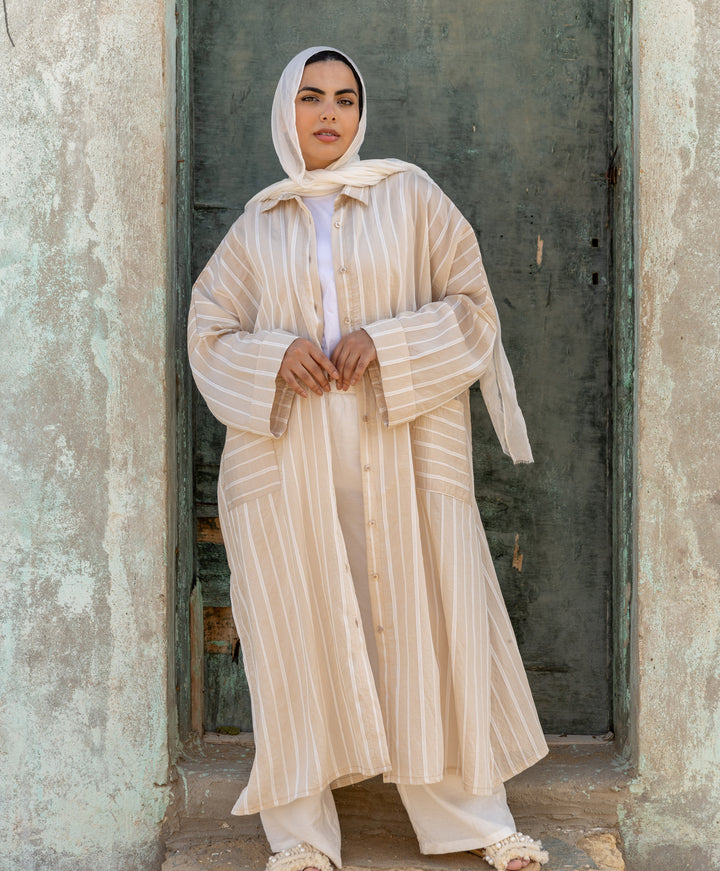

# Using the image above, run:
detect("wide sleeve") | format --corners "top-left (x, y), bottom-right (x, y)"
top-left (187, 217), bottom-right (297, 438)
top-left (363, 183), bottom-right (533, 464)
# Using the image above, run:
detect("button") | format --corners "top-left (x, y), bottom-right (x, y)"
top-left (344, 317), bottom-right (351, 325)
top-left (368, 520), bottom-right (376, 527)
top-left (370, 572), bottom-right (379, 580)
top-left (363, 464), bottom-right (371, 471)
top-left (339, 266), bottom-right (348, 273)
top-left (376, 625), bottom-right (384, 633)
top-left (362, 414), bottom-right (369, 422)
top-left (334, 221), bottom-right (341, 228)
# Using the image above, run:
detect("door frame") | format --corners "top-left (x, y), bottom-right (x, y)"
top-left (171, 0), bottom-right (636, 751)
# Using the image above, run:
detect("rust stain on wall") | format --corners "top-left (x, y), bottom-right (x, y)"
top-left (512, 533), bottom-right (524, 572)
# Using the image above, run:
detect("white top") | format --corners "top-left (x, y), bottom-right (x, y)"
top-left (303, 194), bottom-right (341, 357)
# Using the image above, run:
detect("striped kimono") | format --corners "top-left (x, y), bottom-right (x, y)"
top-left (188, 169), bottom-right (548, 815)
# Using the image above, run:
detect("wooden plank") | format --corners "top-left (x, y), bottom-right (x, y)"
top-left (610, 0), bottom-right (636, 751)
top-left (197, 516), bottom-right (224, 544)
top-left (173, 0), bottom-right (194, 741)
top-left (204, 649), bottom-right (253, 733)
top-left (202, 605), bottom-right (252, 731)
top-left (203, 606), bottom-right (238, 655)
top-left (197, 541), bottom-right (231, 607)
top-left (189, 583), bottom-right (205, 736)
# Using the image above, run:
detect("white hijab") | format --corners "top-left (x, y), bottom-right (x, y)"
top-left (252, 46), bottom-right (533, 463)
top-left (250, 46), bottom-right (426, 203)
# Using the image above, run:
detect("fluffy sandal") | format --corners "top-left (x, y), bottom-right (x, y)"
top-left (265, 842), bottom-right (334, 871)
top-left (469, 831), bottom-right (549, 871)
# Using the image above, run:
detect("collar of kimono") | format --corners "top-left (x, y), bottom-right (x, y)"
top-left (259, 183), bottom-right (369, 212)
top-left (249, 46), bottom-right (428, 206)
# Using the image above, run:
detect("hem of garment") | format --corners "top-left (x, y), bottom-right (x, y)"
top-left (381, 750), bottom-right (548, 793)
top-left (417, 824), bottom-right (516, 856)
top-left (231, 748), bottom-right (549, 814)
top-left (381, 771), bottom-right (446, 786)
top-left (230, 764), bottom-right (392, 816)
top-left (491, 746), bottom-right (549, 792)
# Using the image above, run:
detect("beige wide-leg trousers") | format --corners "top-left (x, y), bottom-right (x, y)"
top-left (260, 389), bottom-right (516, 867)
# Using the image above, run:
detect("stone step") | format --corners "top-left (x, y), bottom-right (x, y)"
top-left (162, 736), bottom-right (626, 871)
top-left (163, 832), bottom-right (622, 871)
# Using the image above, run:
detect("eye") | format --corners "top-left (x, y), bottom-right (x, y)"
top-left (338, 98), bottom-right (355, 106)
top-left (299, 95), bottom-right (318, 103)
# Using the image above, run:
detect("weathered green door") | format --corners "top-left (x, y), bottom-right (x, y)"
top-left (187, 0), bottom-right (612, 734)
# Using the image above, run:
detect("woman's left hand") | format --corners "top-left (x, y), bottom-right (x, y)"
top-left (330, 329), bottom-right (377, 391)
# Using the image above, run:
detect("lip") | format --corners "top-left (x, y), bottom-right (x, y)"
top-left (314, 129), bottom-right (340, 142)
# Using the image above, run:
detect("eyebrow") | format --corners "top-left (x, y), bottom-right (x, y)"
top-left (297, 86), bottom-right (358, 97)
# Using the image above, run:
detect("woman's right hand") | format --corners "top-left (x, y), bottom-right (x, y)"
top-left (278, 338), bottom-right (339, 398)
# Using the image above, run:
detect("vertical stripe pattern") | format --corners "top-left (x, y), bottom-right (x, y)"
top-left (188, 171), bottom-right (547, 815)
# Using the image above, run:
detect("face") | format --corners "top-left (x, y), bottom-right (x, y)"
top-left (294, 60), bottom-right (361, 171)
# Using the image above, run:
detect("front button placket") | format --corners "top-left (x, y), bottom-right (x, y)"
top-left (357, 389), bottom-right (390, 681)
top-left (331, 197), bottom-right (361, 339)
top-left (334, 196), bottom-right (389, 674)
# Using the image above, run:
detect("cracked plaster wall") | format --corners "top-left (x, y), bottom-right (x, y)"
top-left (0, 1), bottom-right (174, 868)
top-left (624, 0), bottom-right (720, 866)
top-left (2, 0), bottom-right (720, 868)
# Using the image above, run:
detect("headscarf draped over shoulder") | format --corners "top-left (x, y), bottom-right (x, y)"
top-left (249, 47), bottom-right (533, 464)
top-left (249, 46), bottom-right (429, 204)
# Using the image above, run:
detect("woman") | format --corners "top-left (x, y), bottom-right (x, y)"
top-left (188, 46), bottom-right (549, 871)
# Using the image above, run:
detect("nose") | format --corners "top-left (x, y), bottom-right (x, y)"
top-left (321, 105), bottom-right (336, 121)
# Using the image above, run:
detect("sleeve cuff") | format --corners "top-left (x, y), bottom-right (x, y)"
top-left (249, 331), bottom-right (297, 438)
top-left (363, 319), bottom-right (417, 427)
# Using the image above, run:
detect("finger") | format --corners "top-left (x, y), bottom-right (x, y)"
top-left (292, 367), bottom-right (327, 396)
top-left (348, 332), bottom-right (376, 385)
top-left (329, 340), bottom-right (344, 368)
top-left (307, 347), bottom-right (339, 382)
top-left (343, 353), bottom-right (363, 389)
top-left (302, 354), bottom-right (339, 393)
top-left (283, 346), bottom-right (337, 395)
top-left (286, 339), bottom-right (338, 379)
top-left (348, 353), bottom-right (370, 385)
top-left (281, 370), bottom-right (308, 399)
top-left (334, 346), bottom-right (357, 390)
top-left (288, 364), bottom-right (327, 397)
top-left (333, 336), bottom-right (363, 388)
top-left (290, 363), bottom-right (329, 396)
top-left (329, 342), bottom-right (345, 388)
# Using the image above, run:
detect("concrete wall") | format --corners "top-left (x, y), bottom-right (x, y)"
top-left (622, 0), bottom-right (720, 866)
top-left (2, 0), bottom-right (720, 867)
top-left (0, 2), bottom-right (174, 869)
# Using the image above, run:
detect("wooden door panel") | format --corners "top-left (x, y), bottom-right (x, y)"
top-left (190, 0), bottom-right (612, 733)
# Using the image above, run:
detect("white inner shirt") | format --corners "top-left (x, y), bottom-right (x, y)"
top-left (303, 194), bottom-right (341, 357)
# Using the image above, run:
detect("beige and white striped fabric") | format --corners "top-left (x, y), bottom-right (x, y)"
top-left (188, 170), bottom-right (548, 815)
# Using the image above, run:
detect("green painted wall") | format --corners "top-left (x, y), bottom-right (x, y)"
top-left (0, 2), bottom-right (175, 868)
top-left (189, 0), bottom-right (614, 734)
